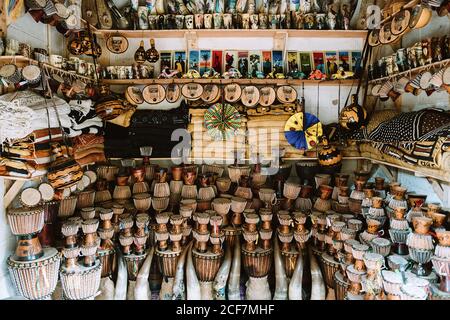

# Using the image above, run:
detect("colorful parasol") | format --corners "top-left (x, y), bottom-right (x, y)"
top-left (284, 112), bottom-right (323, 150)
top-left (204, 103), bottom-right (241, 141)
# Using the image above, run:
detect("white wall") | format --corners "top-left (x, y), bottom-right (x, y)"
top-left (0, 179), bottom-right (18, 299)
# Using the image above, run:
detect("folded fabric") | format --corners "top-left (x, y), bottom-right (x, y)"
top-left (33, 115), bottom-right (72, 131)
top-left (76, 152), bottom-right (106, 166)
top-left (64, 127), bottom-right (99, 138)
top-left (74, 146), bottom-right (105, 160)
top-left (72, 134), bottom-right (104, 150)
top-left (71, 118), bottom-right (103, 130)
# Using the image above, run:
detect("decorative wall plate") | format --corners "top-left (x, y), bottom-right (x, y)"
top-left (181, 83), bottom-right (204, 100)
top-left (284, 112), bottom-right (323, 150)
top-left (391, 9), bottom-right (411, 35)
top-left (143, 84), bottom-right (166, 104)
top-left (224, 83), bottom-right (242, 103)
top-left (201, 84), bottom-right (221, 104)
top-left (166, 83), bottom-right (181, 103)
top-left (106, 33), bottom-right (129, 54)
top-left (379, 23), bottom-right (400, 44)
top-left (409, 5), bottom-right (432, 29)
top-left (241, 85), bottom-right (260, 107)
top-left (125, 86), bottom-right (144, 105)
top-left (259, 86), bottom-right (276, 106)
top-left (276, 85), bottom-right (298, 103)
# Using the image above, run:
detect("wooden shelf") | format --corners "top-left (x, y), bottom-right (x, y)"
top-left (94, 29), bottom-right (368, 39)
top-left (102, 78), bottom-right (358, 86)
top-left (368, 158), bottom-right (449, 182)
top-left (0, 56), bottom-right (96, 82)
top-left (368, 58), bottom-right (450, 84)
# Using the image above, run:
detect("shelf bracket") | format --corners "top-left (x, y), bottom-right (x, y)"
top-left (185, 31), bottom-right (198, 50)
top-left (376, 163), bottom-right (397, 182)
top-left (274, 31), bottom-right (287, 51)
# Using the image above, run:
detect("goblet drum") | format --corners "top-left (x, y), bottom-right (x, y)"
top-left (60, 259), bottom-right (102, 300)
top-left (8, 206), bottom-right (45, 261)
top-left (133, 192), bottom-right (152, 212)
top-left (7, 248), bottom-right (61, 300)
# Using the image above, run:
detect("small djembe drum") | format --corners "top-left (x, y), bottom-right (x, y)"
top-left (295, 185), bottom-right (313, 211)
top-left (97, 165), bottom-right (119, 182)
top-left (155, 212), bottom-right (183, 300)
top-left (382, 270), bottom-right (403, 300)
top-left (97, 208), bottom-right (116, 278)
top-left (242, 213), bottom-right (273, 300)
top-left (362, 252), bottom-right (385, 300)
top-left (407, 217), bottom-right (434, 276)
top-left (132, 167), bottom-right (150, 194)
top-left (277, 213), bottom-right (297, 279)
top-left (192, 213), bottom-right (224, 299)
top-left (60, 219), bottom-right (102, 300)
top-left (113, 175), bottom-right (132, 204)
top-left (314, 185), bottom-right (333, 213)
top-left (133, 192), bottom-right (152, 213)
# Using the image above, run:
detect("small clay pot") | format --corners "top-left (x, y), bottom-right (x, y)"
top-left (367, 219), bottom-right (381, 234)
top-left (372, 197), bottom-right (383, 209)
top-left (239, 175), bottom-right (251, 188)
top-left (412, 216), bottom-right (433, 235)
top-left (354, 179), bottom-right (365, 192)
top-left (319, 185), bottom-right (333, 200)
top-left (432, 212), bottom-right (447, 228)
top-left (393, 186), bottom-right (407, 200)
top-left (131, 167), bottom-right (146, 183)
top-left (116, 175), bottom-right (129, 186)
top-left (183, 171), bottom-right (197, 185)
top-left (426, 203), bottom-right (441, 218)
top-left (389, 182), bottom-right (401, 194)
top-left (96, 179), bottom-right (108, 191)
top-left (334, 173), bottom-right (349, 187)
top-left (364, 188), bottom-right (375, 198)
top-left (299, 185), bottom-right (313, 198)
top-left (171, 166), bottom-right (183, 181)
top-left (354, 170), bottom-right (370, 183)
top-left (393, 207), bottom-right (407, 220)
top-left (196, 199), bottom-right (212, 212)
top-left (436, 231), bottom-right (450, 247)
top-left (155, 168), bottom-right (168, 183)
top-left (407, 194), bottom-right (427, 208)
top-left (339, 186), bottom-right (349, 197)
top-left (375, 177), bottom-right (385, 190)
top-left (208, 173), bottom-right (218, 186)
top-left (199, 174), bottom-right (209, 187)
top-left (216, 177), bottom-right (231, 193)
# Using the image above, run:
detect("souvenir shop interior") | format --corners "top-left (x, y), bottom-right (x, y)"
top-left (0, 0), bottom-right (449, 301)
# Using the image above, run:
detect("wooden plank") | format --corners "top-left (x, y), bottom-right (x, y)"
top-left (94, 29), bottom-right (368, 39)
top-left (4, 180), bottom-right (25, 209)
top-left (102, 78), bottom-right (357, 86)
